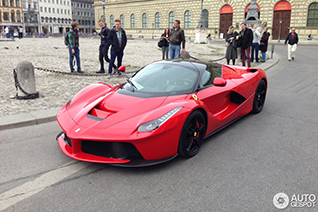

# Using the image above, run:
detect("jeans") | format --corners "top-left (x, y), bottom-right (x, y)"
top-left (169, 45), bottom-right (181, 59)
top-left (109, 50), bottom-right (124, 74)
top-left (68, 46), bottom-right (81, 71)
top-left (162, 46), bottom-right (169, 59)
top-left (261, 51), bottom-right (266, 62)
top-left (99, 45), bottom-right (111, 71)
top-left (241, 46), bottom-right (251, 67)
top-left (251, 43), bottom-right (259, 63)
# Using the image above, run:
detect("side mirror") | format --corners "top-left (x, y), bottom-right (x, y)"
top-left (118, 65), bottom-right (126, 72)
top-left (213, 77), bottom-right (227, 86)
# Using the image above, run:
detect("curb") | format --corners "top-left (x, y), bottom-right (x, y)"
top-left (0, 57), bottom-right (279, 131)
top-left (0, 108), bottom-right (60, 131)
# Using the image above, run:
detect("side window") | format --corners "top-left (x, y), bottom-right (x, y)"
top-left (199, 70), bottom-right (212, 88)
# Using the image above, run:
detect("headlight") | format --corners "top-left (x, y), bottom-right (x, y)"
top-left (138, 107), bottom-right (183, 132)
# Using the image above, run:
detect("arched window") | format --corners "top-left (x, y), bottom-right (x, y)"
top-left (41, 16), bottom-right (44, 22)
top-left (49, 17), bottom-right (52, 23)
top-left (120, 14), bottom-right (124, 28)
top-left (131, 14), bottom-right (135, 29)
top-left (45, 17), bottom-right (48, 23)
top-left (11, 10), bottom-right (15, 22)
top-left (16, 10), bottom-right (21, 22)
top-left (142, 13), bottom-right (147, 29)
top-left (202, 9), bottom-right (209, 28)
top-left (307, 3), bottom-right (318, 27)
top-left (155, 12), bottom-right (160, 29)
top-left (184, 10), bottom-right (191, 29)
top-left (169, 11), bottom-right (175, 28)
top-left (110, 15), bottom-right (114, 27)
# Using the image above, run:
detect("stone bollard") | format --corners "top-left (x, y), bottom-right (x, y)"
top-left (14, 61), bottom-right (39, 99)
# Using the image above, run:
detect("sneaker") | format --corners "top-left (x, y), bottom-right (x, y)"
top-left (77, 69), bottom-right (84, 73)
top-left (107, 73), bottom-right (112, 78)
top-left (96, 70), bottom-right (105, 73)
top-left (288, 59), bottom-right (291, 61)
top-left (71, 69), bottom-right (75, 73)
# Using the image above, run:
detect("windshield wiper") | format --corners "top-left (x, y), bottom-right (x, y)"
top-left (126, 79), bottom-right (137, 91)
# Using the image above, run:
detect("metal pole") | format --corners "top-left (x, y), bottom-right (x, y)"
top-left (278, 19), bottom-right (282, 43)
top-left (152, 23), bottom-right (154, 39)
top-left (102, 0), bottom-right (105, 23)
top-left (198, 0), bottom-right (203, 27)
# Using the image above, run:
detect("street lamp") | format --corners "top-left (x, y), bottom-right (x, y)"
top-left (278, 19), bottom-right (282, 43)
top-left (102, 0), bottom-right (105, 23)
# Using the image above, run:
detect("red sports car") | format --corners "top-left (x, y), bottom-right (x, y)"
top-left (56, 59), bottom-right (267, 166)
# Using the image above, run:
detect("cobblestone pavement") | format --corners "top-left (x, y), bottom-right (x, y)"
top-left (0, 36), bottom-right (229, 117)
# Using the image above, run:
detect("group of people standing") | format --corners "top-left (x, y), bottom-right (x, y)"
top-left (158, 20), bottom-right (186, 60)
top-left (67, 19), bottom-right (127, 76)
top-left (225, 23), bottom-right (270, 67)
top-left (226, 23), bottom-right (299, 66)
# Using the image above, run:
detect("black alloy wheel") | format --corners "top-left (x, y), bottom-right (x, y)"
top-left (178, 110), bottom-right (207, 158)
top-left (252, 79), bottom-right (267, 114)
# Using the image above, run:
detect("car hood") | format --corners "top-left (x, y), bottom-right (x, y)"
top-left (68, 91), bottom-right (186, 129)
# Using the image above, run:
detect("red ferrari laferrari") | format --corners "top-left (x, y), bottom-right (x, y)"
top-left (56, 59), bottom-right (267, 166)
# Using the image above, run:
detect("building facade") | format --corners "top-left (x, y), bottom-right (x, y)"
top-left (71, 0), bottom-right (95, 34)
top-left (38, 0), bottom-right (72, 34)
top-left (22, 0), bottom-right (40, 35)
top-left (0, 0), bottom-right (23, 33)
top-left (93, 0), bottom-right (318, 40)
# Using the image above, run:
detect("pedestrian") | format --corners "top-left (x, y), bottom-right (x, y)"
top-left (160, 28), bottom-right (170, 60)
top-left (107, 19), bottom-right (127, 77)
top-left (9, 26), bottom-right (14, 39)
top-left (96, 19), bottom-right (116, 73)
top-left (259, 27), bottom-right (270, 62)
top-left (284, 28), bottom-right (298, 61)
top-left (18, 26), bottom-right (23, 39)
top-left (5, 26), bottom-right (10, 38)
top-left (225, 26), bottom-right (238, 65)
top-left (169, 20), bottom-right (186, 59)
top-left (236, 23), bottom-right (253, 67)
top-left (251, 24), bottom-right (260, 63)
top-left (68, 21), bottom-right (83, 73)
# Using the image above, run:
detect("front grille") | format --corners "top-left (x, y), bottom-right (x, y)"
top-left (81, 140), bottom-right (142, 160)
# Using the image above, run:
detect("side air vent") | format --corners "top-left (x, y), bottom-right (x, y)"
top-left (230, 92), bottom-right (246, 105)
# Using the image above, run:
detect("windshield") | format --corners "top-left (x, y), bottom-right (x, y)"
top-left (121, 63), bottom-right (198, 95)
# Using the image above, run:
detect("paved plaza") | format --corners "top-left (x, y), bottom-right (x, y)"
top-left (0, 36), bottom-right (230, 117)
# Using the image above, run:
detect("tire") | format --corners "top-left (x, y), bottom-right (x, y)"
top-left (251, 79), bottom-right (267, 114)
top-left (178, 110), bottom-right (207, 158)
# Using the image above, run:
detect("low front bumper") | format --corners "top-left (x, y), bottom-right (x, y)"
top-left (56, 132), bottom-right (177, 167)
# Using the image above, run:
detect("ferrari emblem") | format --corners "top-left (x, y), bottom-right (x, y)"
top-left (75, 128), bottom-right (81, 133)
top-left (192, 94), bottom-right (197, 100)
top-left (194, 132), bottom-right (197, 136)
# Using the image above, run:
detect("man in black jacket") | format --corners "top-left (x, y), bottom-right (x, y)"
top-left (284, 28), bottom-right (298, 61)
top-left (96, 19), bottom-right (113, 73)
top-left (169, 20), bottom-right (186, 59)
top-left (236, 23), bottom-right (253, 67)
top-left (107, 19), bottom-right (127, 76)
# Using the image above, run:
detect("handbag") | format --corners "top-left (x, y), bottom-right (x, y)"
top-left (158, 40), bottom-right (163, 48)
top-left (260, 42), bottom-right (265, 46)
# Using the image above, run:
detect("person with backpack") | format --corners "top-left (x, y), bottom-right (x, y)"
top-left (67, 22), bottom-right (83, 73)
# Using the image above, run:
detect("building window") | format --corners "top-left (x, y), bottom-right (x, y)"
top-left (169, 12), bottom-right (175, 28)
top-left (2, 0), bottom-right (8, 6)
top-left (17, 11), bottom-right (20, 22)
top-left (4, 12), bottom-right (9, 20)
top-left (131, 14), bottom-right (135, 29)
top-left (50, 17), bottom-right (52, 23)
top-left (142, 13), bottom-right (147, 29)
top-left (184, 10), bottom-right (191, 28)
top-left (10, 0), bottom-right (14, 7)
top-left (15, 0), bottom-right (19, 7)
top-left (308, 3), bottom-right (318, 27)
top-left (120, 14), bottom-right (124, 28)
top-left (45, 17), bottom-right (48, 23)
top-left (48, 8), bottom-right (51, 13)
top-left (41, 16), bottom-right (44, 22)
top-left (155, 12), bottom-right (160, 29)
top-left (44, 7), bottom-right (47, 12)
top-left (110, 15), bottom-right (114, 27)
top-left (11, 10), bottom-right (15, 22)
top-left (0, 11), bottom-right (1, 22)
top-left (202, 9), bottom-right (209, 28)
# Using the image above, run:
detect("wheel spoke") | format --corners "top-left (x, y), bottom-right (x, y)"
top-left (186, 137), bottom-right (194, 151)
